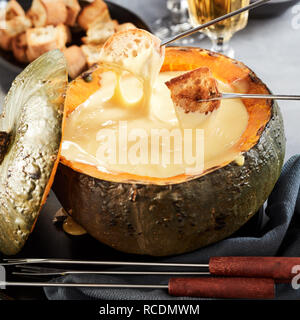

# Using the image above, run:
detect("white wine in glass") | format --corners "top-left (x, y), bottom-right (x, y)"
top-left (187, 0), bottom-right (250, 57)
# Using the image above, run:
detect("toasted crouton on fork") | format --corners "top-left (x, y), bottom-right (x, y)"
top-left (165, 67), bottom-right (221, 115)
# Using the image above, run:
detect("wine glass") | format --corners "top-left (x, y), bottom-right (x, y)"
top-left (187, 0), bottom-right (250, 58)
top-left (152, 0), bottom-right (205, 45)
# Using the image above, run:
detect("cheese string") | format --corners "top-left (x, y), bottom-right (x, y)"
top-left (103, 67), bottom-right (155, 118)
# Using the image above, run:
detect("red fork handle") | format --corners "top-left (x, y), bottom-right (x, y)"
top-left (168, 277), bottom-right (275, 299)
top-left (209, 257), bottom-right (300, 280)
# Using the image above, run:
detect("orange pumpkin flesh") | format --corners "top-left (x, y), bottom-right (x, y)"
top-left (62, 47), bottom-right (272, 185)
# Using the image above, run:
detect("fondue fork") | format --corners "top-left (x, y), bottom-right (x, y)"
top-left (161, 0), bottom-right (271, 46)
top-left (0, 277), bottom-right (275, 299)
top-left (3, 257), bottom-right (300, 281)
top-left (12, 265), bottom-right (210, 277)
top-left (198, 93), bottom-right (300, 102)
top-left (1, 258), bottom-right (208, 267)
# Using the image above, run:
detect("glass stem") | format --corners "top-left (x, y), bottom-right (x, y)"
top-left (167, 0), bottom-right (189, 25)
top-left (211, 37), bottom-right (234, 58)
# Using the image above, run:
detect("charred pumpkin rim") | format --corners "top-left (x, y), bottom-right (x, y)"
top-left (61, 47), bottom-right (272, 185)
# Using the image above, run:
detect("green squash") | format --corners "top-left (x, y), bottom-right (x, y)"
top-left (53, 47), bottom-right (285, 256)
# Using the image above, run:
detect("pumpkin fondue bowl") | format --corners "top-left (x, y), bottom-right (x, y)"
top-left (53, 47), bottom-right (285, 256)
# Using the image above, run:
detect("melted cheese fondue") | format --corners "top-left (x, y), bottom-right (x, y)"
top-left (62, 70), bottom-right (249, 179)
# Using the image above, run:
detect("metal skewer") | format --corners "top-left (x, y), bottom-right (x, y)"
top-left (2, 258), bottom-right (208, 268)
top-left (1, 281), bottom-right (168, 289)
top-left (0, 277), bottom-right (276, 299)
top-left (12, 271), bottom-right (208, 276)
top-left (200, 93), bottom-right (300, 101)
top-left (12, 265), bottom-right (210, 277)
top-left (161, 0), bottom-right (271, 46)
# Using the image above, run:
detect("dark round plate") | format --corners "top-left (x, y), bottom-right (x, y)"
top-left (0, 0), bottom-right (151, 75)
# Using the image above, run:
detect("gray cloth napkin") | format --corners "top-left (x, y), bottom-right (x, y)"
top-left (44, 155), bottom-right (300, 300)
